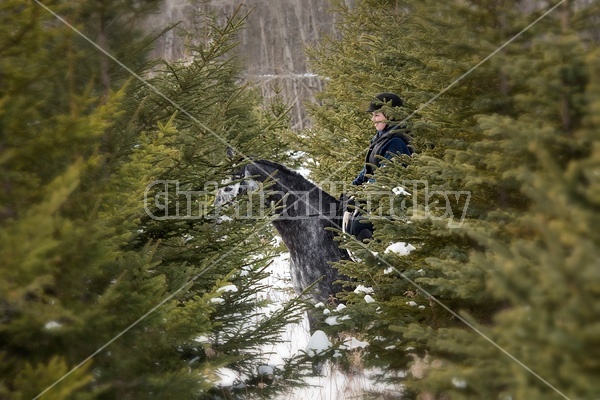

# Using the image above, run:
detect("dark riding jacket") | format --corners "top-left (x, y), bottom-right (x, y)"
top-left (352, 124), bottom-right (412, 185)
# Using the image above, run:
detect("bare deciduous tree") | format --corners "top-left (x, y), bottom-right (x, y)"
top-left (145, 0), bottom-right (340, 129)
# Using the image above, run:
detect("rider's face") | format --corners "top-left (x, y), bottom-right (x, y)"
top-left (371, 111), bottom-right (388, 131)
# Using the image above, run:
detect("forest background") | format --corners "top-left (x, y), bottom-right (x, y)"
top-left (1, 0), bottom-right (599, 399)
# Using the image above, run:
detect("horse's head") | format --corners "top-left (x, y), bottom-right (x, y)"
top-left (215, 157), bottom-right (342, 223)
top-left (214, 164), bottom-right (260, 206)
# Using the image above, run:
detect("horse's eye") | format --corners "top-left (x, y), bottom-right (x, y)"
top-left (224, 187), bottom-right (233, 192)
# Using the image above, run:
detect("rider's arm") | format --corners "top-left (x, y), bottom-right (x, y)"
top-left (352, 166), bottom-right (367, 185)
top-left (381, 137), bottom-right (411, 161)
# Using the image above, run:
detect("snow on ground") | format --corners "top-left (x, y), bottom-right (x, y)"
top-left (259, 252), bottom-right (349, 399)
top-left (258, 251), bottom-right (394, 399)
top-left (214, 234), bottom-right (411, 397)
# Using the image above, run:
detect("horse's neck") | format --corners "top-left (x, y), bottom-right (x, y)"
top-left (247, 160), bottom-right (341, 218)
top-left (248, 162), bottom-right (304, 190)
top-left (247, 162), bottom-right (349, 280)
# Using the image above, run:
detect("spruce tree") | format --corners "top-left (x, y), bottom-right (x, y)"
top-left (302, 0), bottom-right (599, 399)
top-left (1, 1), bottom-right (312, 399)
top-left (303, 0), bottom-right (511, 388)
top-left (412, 2), bottom-right (600, 398)
top-left (0, 1), bottom-right (149, 397)
top-left (128, 9), bottom-right (313, 397)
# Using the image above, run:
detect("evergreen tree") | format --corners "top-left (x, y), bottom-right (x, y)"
top-left (0, 0), bottom-right (153, 397)
top-left (128, 8), bottom-right (313, 398)
top-left (1, 1), bottom-right (311, 399)
top-left (413, 2), bottom-right (600, 398)
top-left (303, 0), bottom-right (512, 384)
top-left (302, 0), bottom-right (599, 399)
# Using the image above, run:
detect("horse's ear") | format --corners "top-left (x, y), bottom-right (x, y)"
top-left (226, 147), bottom-right (235, 160)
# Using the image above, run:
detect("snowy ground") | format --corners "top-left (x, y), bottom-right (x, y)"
top-left (215, 237), bottom-right (413, 398)
top-left (261, 252), bottom-right (343, 399)
top-left (258, 252), bottom-right (385, 399)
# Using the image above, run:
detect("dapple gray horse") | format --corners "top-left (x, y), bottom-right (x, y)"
top-left (216, 158), bottom-right (350, 330)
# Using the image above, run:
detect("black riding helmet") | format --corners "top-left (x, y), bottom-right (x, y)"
top-left (366, 92), bottom-right (403, 113)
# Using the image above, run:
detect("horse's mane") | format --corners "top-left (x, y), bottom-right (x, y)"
top-left (253, 159), bottom-right (339, 203)
top-left (253, 159), bottom-right (302, 178)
